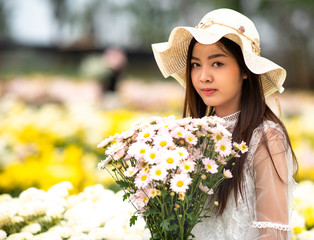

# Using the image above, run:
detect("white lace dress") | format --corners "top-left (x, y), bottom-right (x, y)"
top-left (191, 112), bottom-right (297, 240)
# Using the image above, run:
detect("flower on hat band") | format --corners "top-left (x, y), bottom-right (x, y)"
top-left (195, 18), bottom-right (261, 56)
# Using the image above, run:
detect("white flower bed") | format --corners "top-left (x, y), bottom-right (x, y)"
top-left (1, 180), bottom-right (314, 240)
top-left (0, 182), bottom-right (150, 240)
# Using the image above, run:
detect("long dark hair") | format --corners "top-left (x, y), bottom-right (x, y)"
top-left (183, 37), bottom-right (298, 214)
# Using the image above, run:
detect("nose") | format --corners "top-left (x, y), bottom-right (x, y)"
top-left (199, 67), bottom-right (213, 83)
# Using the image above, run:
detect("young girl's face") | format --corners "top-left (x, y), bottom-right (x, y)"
top-left (191, 41), bottom-right (247, 117)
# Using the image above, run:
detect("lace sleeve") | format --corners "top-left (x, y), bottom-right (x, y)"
top-left (252, 126), bottom-right (295, 240)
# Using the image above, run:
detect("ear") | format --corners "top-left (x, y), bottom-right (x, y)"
top-left (242, 72), bottom-right (248, 80)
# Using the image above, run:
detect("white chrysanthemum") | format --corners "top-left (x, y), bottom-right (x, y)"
top-left (185, 133), bottom-right (198, 145)
top-left (179, 160), bottom-right (195, 173)
top-left (150, 164), bottom-right (168, 181)
top-left (144, 147), bottom-right (159, 164)
top-left (97, 156), bottom-right (113, 169)
top-left (170, 174), bottom-right (192, 194)
top-left (172, 127), bottom-right (189, 139)
top-left (48, 181), bottom-right (73, 198)
top-left (105, 142), bottom-right (125, 156)
top-left (215, 138), bottom-right (232, 157)
top-left (0, 230), bottom-right (7, 240)
top-left (21, 223), bottom-right (41, 234)
top-left (135, 170), bottom-right (151, 188)
top-left (124, 166), bottom-right (139, 177)
top-left (7, 232), bottom-right (33, 240)
top-left (174, 147), bottom-right (189, 160)
top-left (121, 128), bottom-right (136, 139)
top-left (97, 135), bottom-right (115, 148)
top-left (128, 142), bottom-right (150, 160)
top-left (153, 134), bottom-right (174, 149)
top-left (209, 116), bottom-right (225, 125)
top-left (161, 150), bottom-right (180, 170)
top-left (202, 158), bottom-right (219, 174)
top-left (46, 205), bottom-right (65, 218)
top-left (137, 128), bottom-right (155, 142)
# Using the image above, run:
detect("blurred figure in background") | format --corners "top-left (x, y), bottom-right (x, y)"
top-left (79, 47), bottom-right (127, 93)
top-left (102, 48), bottom-right (127, 92)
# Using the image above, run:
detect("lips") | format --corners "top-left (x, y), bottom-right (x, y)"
top-left (201, 88), bottom-right (216, 95)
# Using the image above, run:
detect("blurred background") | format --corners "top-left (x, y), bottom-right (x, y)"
top-left (0, 0), bottom-right (313, 238)
top-left (0, 0), bottom-right (313, 222)
top-left (1, 0), bottom-right (314, 193)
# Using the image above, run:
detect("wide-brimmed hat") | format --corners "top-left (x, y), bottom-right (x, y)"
top-left (152, 8), bottom-right (286, 97)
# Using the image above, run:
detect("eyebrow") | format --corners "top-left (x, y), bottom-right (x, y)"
top-left (191, 53), bottom-right (227, 61)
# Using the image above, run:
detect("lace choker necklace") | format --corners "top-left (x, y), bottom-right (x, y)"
top-left (221, 111), bottom-right (240, 122)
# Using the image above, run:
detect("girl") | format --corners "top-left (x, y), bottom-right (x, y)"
top-left (152, 8), bottom-right (297, 240)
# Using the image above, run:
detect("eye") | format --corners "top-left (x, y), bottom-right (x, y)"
top-left (213, 62), bottom-right (223, 67)
top-left (191, 62), bottom-right (200, 68)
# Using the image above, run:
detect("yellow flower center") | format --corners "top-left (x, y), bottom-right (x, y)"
top-left (216, 135), bottom-right (222, 140)
top-left (184, 165), bottom-right (190, 170)
top-left (220, 145), bottom-right (226, 151)
top-left (129, 171), bottom-right (134, 175)
top-left (206, 164), bottom-right (212, 169)
top-left (178, 152), bottom-right (183, 157)
top-left (177, 180), bottom-right (184, 187)
top-left (155, 169), bottom-right (162, 176)
top-left (177, 132), bottom-right (183, 136)
top-left (140, 149), bottom-right (146, 154)
top-left (141, 175), bottom-right (147, 181)
top-left (144, 133), bottom-right (150, 138)
top-left (160, 141), bottom-right (167, 147)
top-left (150, 153), bottom-right (156, 159)
top-left (167, 158), bottom-right (174, 164)
top-left (187, 137), bottom-right (193, 142)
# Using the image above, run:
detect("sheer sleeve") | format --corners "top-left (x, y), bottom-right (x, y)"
top-left (252, 127), bottom-right (294, 240)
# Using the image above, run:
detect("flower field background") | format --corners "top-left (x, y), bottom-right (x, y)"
top-left (0, 76), bottom-right (314, 239)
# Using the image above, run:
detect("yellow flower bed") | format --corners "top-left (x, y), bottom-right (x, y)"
top-left (0, 95), bottom-right (314, 195)
top-left (0, 97), bottom-right (149, 194)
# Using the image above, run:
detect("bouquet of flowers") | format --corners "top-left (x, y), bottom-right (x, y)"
top-left (97, 115), bottom-right (248, 240)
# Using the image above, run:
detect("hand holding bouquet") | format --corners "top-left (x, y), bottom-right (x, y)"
top-left (97, 115), bottom-right (248, 240)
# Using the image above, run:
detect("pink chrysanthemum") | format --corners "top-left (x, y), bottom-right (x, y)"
top-left (202, 158), bottom-right (219, 174)
top-left (233, 141), bottom-right (248, 153)
top-left (185, 133), bottom-right (198, 145)
top-left (223, 169), bottom-right (233, 178)
top-left (179, 160), bottom-right (195, 173)
top-left (124, 166), bottom-right (139, 177)
top-left (135, 170), bottom-right (151, 188)
top-left (215, 138), bottom-right (232, 157)
top-left (105, 142), bottom-right (125, 156)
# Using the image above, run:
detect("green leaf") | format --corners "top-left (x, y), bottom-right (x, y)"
top-left (130, 215), bottom-right (137, 227)
top-left (123, 192), bottom-right (130, 201)
top-left (160, 219), bottom-right (170, 231)
top-left (116, 180), bottom-right (131, 189)
top-left (168, 223), bottom-right (179, 232)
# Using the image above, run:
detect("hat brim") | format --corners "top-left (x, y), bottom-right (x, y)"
top-left (152, 26), bottom-right (286, 97)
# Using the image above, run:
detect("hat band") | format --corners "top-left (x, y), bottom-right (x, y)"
top-left (196, 19), bottom-right (261, 56)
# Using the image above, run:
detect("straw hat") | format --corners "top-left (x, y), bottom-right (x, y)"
top-left (152, 8), bottom-right (286, 97)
